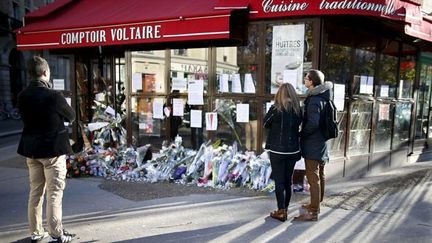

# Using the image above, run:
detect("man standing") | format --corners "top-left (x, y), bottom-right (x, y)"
top-left (17, 56), bottom-right (76, 242)
top-left (294, 69), bottom-right (332, 221)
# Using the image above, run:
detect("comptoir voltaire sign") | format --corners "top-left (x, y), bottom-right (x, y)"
top-left (249, 0), bottom-right (409, 20)
top-left (60, 25), bottom-right (161, 45)
top-left (16, 14), bottom-right (232, 50)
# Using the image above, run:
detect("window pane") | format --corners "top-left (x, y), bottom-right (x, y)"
top-left (131, 97), bottom-right (167, 148)
top-left (265, 21), bottom-right (314, 94)
top-left (377, 39), bottom-right (399, 98)
top-left (398, 44), bottom-right (416, 99)
top-left (214, 99), bottom-right (258, 151)
top-left (347, 101), bottom-right (372, 156)
top-left (171, 48), bottom-right (208, 94)
top-left (216, 24), bottom-right (259, 94)
top-left (48, 55), bottom-right (71, 91)
top-left (393, 102), bottom-right (412, 147)
top-left (131, 50), bottom-right (166, 93)
top-left (374, 102), bottom-right (394, 152)
top-left (415, 64), bottom-right (432, 139)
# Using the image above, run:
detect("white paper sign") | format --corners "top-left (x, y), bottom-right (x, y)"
top-left (220, 74), bottom-right (229, 92)
top-left (283, 69), bottom-right (298, 88)
top-left (172, 78), bottom-right (187, 92)
top-left (88, 122), bottom-right (109, 132)
top-left (266, 101), bottom-right (275, 113)
top-left (380, 85), bottom-right (389, 97)
top-left (271, 24), bottom-right (305, 94)
top-left (190, 110), bottom-right (202, 128)
top-left (65, 97), bottom-right (72, 107)
top-left (367, 76), bottom-right (374, 94)
top-left (188, 79), bottom-right (204, 105)
top-left (205, 112), bottom-right (218, 131)
top-left (172, 98), bottom-right (184, 116)
top-left (152, 98), bottom-right (164, 119)
top-left (360, 75), bottom-right (368, 94)
top-left (236, 104), bottom-right (249, 123)
top-left (379, 103), bottom-right (390, 121)
top-left (53, 79), bottom-right (65, 90)
top-left (132, 73), bottom-right (142, 92)
top-left (232, 74), bottom-right (242, 93)
top-left (105, 106), bottom-right (116, 116)
top-left (244, 73), bottom-right (256, 93)
top-left (334, 84), bottom-right (345, 111)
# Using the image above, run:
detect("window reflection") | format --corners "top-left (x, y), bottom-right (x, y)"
top-left (131, 50), bottom-right (166, 93)
top-left (215, 99), bottom-right (258, 151)
top-left (131, 97), bottom-right (167, 147)
top-left (171, 48), bottom-right (208, 94)
top-left (347, 101), bottom-right (372, 156)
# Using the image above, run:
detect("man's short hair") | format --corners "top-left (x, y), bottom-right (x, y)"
top-left (308, 69), bottom-right (325, 87)
top-left (28, 56), bottom-right (49, 80)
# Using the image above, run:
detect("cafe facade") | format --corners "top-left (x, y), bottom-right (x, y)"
top-left (16, 0), bottom-right (432, 179)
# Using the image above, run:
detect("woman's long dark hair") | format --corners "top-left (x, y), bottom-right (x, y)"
top-left (274, 83), bottom-right (301, 116)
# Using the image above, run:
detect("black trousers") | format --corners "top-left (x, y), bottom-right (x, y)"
top-left (269, 152), bottom-right (297, 210)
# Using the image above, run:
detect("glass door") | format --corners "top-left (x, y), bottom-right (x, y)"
top-left (415, 63), bottom-right (432, 139)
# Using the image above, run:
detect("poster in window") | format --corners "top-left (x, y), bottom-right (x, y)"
top-left (143, 73), bottom-right (156, 92)
top-left (271, 24), bottom-right (305, 94)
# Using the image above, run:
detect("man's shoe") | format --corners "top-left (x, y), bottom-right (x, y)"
top-left (301, 204), bottom-right (320, 214)
top-left (293, 211), bottom-right (318, 221)
top-left (270, 209), bottom-right (287, 222)
top-left (31, 232), bottom-right (49, 243)
top-left (48, 231), bottom-right (76, 243)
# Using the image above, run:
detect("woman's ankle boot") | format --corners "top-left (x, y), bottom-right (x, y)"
top-left (270, 209), bottom-right (287, 222)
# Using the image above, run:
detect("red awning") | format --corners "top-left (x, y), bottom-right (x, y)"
top-left (16, 0), bottom-right (248, 50)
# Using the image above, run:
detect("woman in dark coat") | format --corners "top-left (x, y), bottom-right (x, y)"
top-left (264, 83), bottom-right (302, 222)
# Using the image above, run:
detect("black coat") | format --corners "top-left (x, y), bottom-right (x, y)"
top-left (17, 80), bottom-right (75, 158)
top-left (264, 105), bottom-right (302, 159)
top-left (301, 83), bottom-right (332, 162)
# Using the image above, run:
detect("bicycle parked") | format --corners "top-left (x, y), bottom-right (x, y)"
top-left (0, 102), bottom-right (21, 120)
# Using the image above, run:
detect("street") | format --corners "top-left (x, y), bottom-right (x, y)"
top-left (0, 133), bottom-right (431, 243)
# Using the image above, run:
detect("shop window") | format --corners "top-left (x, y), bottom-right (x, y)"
top-left (374, 101), bottom-right (394, 152)
top-left (115, 57), bottom-right (126, 116)
top-left (173, 49), bottom-right (187, 56)
top-left (347, 101), bottom-right (373, 156)
top-left (131, 97), bottom-right (167, 147)
top-left (216, 45), bottom-right (258, 94)
top-left (170, 48), bottom-right (208, 94)
top-left (76, 61), bottom-right (90, 123)
top-left (177, 98), bottom-right (209, 150)
top-left (377, 39), bottom-right (399, 98)
top-left (415, 63), bottom-right (432, 139)
top-left (398, 45), bottom-right (416, 99)
top-left (131, 50), bottom-right (166, 94)
top-left (214, 99), bottom-right (258, 151)
top-left (48, 56), bottom-right (72, 91)
top-left (393, 102), bottom-right (412, 148)
top-left (265, 21), bottom-right (314, 94)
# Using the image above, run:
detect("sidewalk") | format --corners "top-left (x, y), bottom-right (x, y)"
top-left (0, 155), bottom-right (430, 242)
top-left (0, 119), bottom-right (23, 138)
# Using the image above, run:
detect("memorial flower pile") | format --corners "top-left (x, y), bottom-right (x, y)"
top-left (66, 92), bottom-right (274, 191)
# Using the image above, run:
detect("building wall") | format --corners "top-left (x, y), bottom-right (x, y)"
top-left (0, 0), bottom-right (51, 108)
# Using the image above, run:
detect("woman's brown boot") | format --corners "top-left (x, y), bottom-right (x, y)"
top-left (270, 209), bottom-right (287, 222)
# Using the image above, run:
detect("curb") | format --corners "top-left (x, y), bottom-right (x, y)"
top-left (0, 130), bottom-right (22, 138)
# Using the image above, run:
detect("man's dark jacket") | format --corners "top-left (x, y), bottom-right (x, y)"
top-left (301, 82), bottom-right (333, 162)
top-left (17, 80), bottom-right (75, 158)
